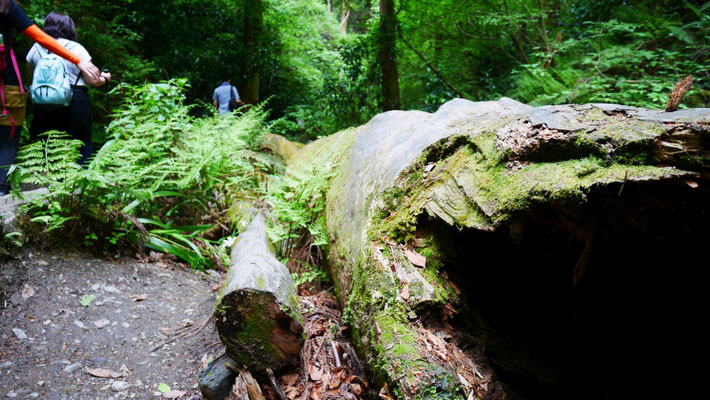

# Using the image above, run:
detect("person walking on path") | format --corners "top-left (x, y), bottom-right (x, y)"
top-left (26, 12), bottom-right (111, 166)
top-left (213, 76), bottom-right (243, 116)
top-left (0, 0), bottom-right (100, 195)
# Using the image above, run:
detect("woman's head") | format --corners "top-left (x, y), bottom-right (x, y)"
top-left (0, 0), bottom-right (9, 14)
top-left (43, 12), bottom-right (77, 41)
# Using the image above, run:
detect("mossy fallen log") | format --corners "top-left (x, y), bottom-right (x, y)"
top-left (214, 212), bottom-right (304, 371)
top-left (288, 99), bottom-right (709, 399)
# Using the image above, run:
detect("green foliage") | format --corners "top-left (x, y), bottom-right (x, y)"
top-left (265, 141), bottom-right (341, 274)
top-left (11, 80), bottom-right (272, 270)
top-left (291, 262), bottom-right (330, 287)
top-left (510, 4), bottom-right (710, 108)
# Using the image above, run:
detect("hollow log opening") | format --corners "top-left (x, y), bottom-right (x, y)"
top-left (420, 178), bottom-right (708, 399)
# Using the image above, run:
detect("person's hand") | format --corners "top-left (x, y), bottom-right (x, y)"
top-left (100, 71), bottom-right (112, 84)
top-left (78, 60), bottom-right (100, 81)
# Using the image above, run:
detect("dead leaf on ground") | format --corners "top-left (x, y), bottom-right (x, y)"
top-left (163, 390), bottom-right (186, 399)
top-left (309, 365), bottom-right (323, 382)
top-left (426, 331), bottom-right (448, 361)
top-left (400, 283), bottom-right (410, 301)
top-left (210, 283), bottom-right (222, 292)
top-left (22, 284), bottom-right (35, 299)
top-left (120, 364), bottom-right (130, 376)
top-left (685, 180), bottom-right (699, 188)
top-left (85, 367), bottom-right (123, 379)
top-left (129, 294), bottom-right (148, 302)
top-left (404, 250), bottom-right (426, 268)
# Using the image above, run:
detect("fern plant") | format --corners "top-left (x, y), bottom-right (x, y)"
top-left (10, 79), bottom-right (273, 270)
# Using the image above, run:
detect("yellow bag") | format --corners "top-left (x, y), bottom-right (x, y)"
top-left (0, 85), bottom-right (28, 128)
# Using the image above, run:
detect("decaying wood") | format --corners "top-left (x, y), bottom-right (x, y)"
top-left (665, 75), bottom-right (693, 112)
top-left (266, 368), bottom-right (288, 400)
top-left (287, 98), bottom-right (710, 398)
top-left (227, 369), bottom-right (265, 400)
top-left (299, 292), bottom-right (368, 400)
top-left (214, 212), bottom-right (304, 371)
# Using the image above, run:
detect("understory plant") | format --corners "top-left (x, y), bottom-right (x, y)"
top-left (10, 79), bottom-right (273, 270)
top-left (265, 144), bottom-right (342, 285)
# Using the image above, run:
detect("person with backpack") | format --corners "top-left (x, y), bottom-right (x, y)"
top-left (0, 0), bottom-right (100, 195)
top-left (26, 12), bottom-right (111, 166)
top-left (213, 76), bottom-right (244, 116)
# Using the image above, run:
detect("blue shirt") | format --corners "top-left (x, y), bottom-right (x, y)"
top-left (212, 82), bottom-right (240, 116)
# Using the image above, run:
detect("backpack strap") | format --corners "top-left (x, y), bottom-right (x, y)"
top-left (9, 48), bottom-right (24, 95)
top-left (230, 86), bottom-right (236, 101)
top-left (1, 38), bottom-right (25, 140)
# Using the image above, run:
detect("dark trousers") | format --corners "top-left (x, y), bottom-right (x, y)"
top-left (30, 86), bottom-right (93, 165)
top-left (0, 124), bottom-right (20, 193)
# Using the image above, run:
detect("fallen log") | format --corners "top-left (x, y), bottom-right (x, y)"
top-left (214, 212), bottom-right (304, 371)
top-left (288, 99), bottom-right (710, 398)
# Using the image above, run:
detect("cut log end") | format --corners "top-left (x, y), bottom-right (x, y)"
top-left (215, 289), bottom-right (304, 371)
top-left (214, 211), bottom-right (304, 371)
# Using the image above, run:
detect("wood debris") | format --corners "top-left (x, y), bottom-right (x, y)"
top-left (665, 75), bottom-right (693, 112)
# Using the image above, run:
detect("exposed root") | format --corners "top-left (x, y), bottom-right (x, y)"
top-left (151, 315), bottom-right (212, 352)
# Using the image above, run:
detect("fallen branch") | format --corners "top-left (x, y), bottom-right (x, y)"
top-left (266, 368), bottom-right (288, 400)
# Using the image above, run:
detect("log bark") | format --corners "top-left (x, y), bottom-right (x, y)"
top-left (288, 99), bottom-right (710, 398)
top-left (214, 212), bottom-right (304, 371)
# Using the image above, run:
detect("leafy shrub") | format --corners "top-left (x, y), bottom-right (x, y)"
top-left (510, 4), bottom-right (709, 108)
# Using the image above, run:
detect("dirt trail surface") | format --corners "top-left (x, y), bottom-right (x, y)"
top-left (0, 247), bottom-right (222, 399)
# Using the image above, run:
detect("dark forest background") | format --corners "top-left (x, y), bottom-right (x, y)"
top-left (16, 0), bottom-right (710, 141)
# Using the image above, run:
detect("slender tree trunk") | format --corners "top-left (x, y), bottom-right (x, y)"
top-left (242, 0), bottom-right (264, 104)
top-left (340, 5), bottom-right (350, 35)
top-left (327, 0), bottom-right (332, 13)
top-left (379, 0), bottom-right (400, 111)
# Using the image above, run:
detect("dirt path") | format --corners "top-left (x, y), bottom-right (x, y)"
top-left (0, 247), bottom-right (222, 399)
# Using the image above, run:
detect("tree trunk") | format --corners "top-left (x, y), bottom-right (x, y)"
top-left (379, 0), bottom-right (400, 111)
top-left (242, 0), bottom-right (264, 105)
top-left (340, 5), bottom-right (350, 35)
top-left (214, 212), bottom-right (304, 371)
top-left (288, 100), bottom-right (710, 398)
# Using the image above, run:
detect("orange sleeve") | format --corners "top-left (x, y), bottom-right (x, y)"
top-left (22, 25), bottom-right (81, 65)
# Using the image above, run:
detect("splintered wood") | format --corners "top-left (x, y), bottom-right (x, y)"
top-left (227, 369), bottom-right (265, 400)
top-left (666, 75), bottom-right (693, 112)
top-left (413, 304), bottom-right (500, 400)
top-left (298, 292), bottom-right (368, 400)
top-left (226, 291), bottom-right (369, 400)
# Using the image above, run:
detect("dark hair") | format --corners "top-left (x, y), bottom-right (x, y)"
top-left (221, 75), bottom-right (231, 83)
top-left (43, 12), bottom-right (78, 41)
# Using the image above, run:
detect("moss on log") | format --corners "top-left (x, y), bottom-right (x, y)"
top-left (288, 99), bottom-right (709, 399)
top-left (214, 212), bottom-right (304, 371)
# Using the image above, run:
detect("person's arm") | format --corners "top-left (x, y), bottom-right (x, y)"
top-left (22, 25), bottom-right (100, 81)
top-left (84, 71), bottom-right (111, 88)
top-left (213, 100), bottom-right (219, 110)
top-left (233, 87), bottom-right (245, 106)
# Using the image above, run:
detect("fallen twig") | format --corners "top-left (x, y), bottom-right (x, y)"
top-left (266, 368), bottom-right (288, 400)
